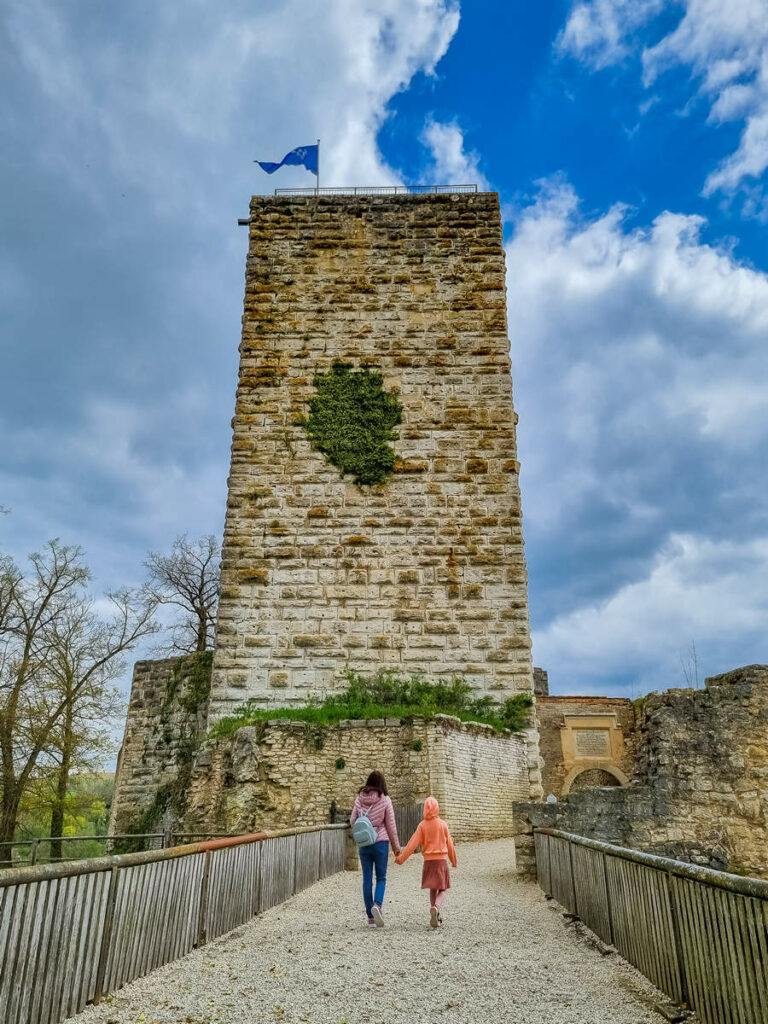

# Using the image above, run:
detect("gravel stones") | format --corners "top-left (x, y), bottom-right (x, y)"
top-left (72, 840), bottom-right (675, 1024)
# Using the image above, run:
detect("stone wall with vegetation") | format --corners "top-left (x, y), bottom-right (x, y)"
top-left (180, 713), bottom-right (529, 842)
top-left (108, 653), bottom-right (212, 837)
top-left (514, 665), bottom-right (768, 880)
top-left (212, 192), bottom-right (534, 722)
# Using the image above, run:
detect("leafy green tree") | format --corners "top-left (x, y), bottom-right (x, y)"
top-left (0, 541), bottom-right (157, 853)
top-left (44, 600), bottom-right (128, 859)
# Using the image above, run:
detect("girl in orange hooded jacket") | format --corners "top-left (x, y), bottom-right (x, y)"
top-left (395, 796), bottom-right (457, 928)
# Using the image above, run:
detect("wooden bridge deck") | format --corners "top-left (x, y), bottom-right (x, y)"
top-left (71, 839), bottom-right (673, 1024)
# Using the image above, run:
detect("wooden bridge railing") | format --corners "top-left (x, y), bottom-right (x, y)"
top-left (534, 828), bottom-right (768, 1024)
top-left (0, 824), bottom-right (347, 1024)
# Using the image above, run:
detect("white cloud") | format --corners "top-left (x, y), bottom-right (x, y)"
top-left (0, 0), bottom-right (461, 579)
top-left (4, 0), bottom-right (460, 208)
top-left (558, 0), bottom-right (666, 69)
top-left (0, 394), bottom-right (225, 587)
top-left (506, 180), bottom-right (768, 691)
top-left (559, 0), bottom-right (768, 200)
top-left (533, 533), bottom-right (768, 693)
top-left (420, 118), bottom-right (490, 189)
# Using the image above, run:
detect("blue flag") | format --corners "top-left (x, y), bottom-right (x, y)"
top-left (255, 144), bottom-right (318, 176)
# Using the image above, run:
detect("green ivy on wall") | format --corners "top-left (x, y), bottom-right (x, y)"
top-left (300, 362), bottom-right (403, 486)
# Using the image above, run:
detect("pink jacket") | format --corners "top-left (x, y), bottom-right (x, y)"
top-left (350, 789), bottom-right (401, 851)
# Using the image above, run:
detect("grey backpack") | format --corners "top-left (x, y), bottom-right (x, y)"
top-left (352, 808), bottom-right (377, 847)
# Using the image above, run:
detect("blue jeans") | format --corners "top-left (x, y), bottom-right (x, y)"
top-left (359, 840), bottom-right (389, 917)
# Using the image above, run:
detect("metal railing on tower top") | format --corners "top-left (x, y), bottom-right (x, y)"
top-left (273, 184), bottom-right (479, 196)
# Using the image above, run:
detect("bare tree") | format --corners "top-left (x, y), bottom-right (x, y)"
top-left (44, 598), bottom-right (131, 859)
top-left (143, 535), bottom-right (220, 654)
top-left (680, 640), bottom-right (701, 689)
top-left (0, 541), bottom-right (157, 850)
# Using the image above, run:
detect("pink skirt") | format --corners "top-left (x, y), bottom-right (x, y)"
top-left (421, 858), bottom-right (451, 890)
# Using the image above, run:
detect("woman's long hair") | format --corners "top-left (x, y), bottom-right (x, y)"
top-left (360, 770), bottom-right (388, 796)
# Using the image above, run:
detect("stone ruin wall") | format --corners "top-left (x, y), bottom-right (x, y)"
top-left (211, 192), bottom-right (534, 718)
top-left (108, 655), bottom-right (531, 842)
top-left (183, 713), bottom-right (530, 843)
top-left (514, 665), bottom-right (768, 880)
top-left (110, 653), bottom-right (768, 872)
top-left (108, 653), bottom-right (211, 836)
top-left (108, 190), bottom-right (545, 835)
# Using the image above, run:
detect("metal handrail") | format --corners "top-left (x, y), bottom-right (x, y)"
top-left (171, 831), bottom-right (236, 841)
top-left (273, 184), bottom-right (479, 196)
top-left (0, 833), bottom-right (162, 846)
top-left (0, 823), bottom-right (347, 887)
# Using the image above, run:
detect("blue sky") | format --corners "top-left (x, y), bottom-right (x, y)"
top-left (2, 0), bottom-right (768, 699)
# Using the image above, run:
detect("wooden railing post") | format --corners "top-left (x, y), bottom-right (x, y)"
top-left (92, 865), bottom-right (120, 1004)
top-left (196, 850), bottom-right (211, 948)
top-left (666, 869), bottom-right (689, 1007)
top-left (292, 834), bottom-right (299, 896)
top-left (567, 839), bottom-right (579, 918)
top-left (601, 851), bottom-right (615, 946)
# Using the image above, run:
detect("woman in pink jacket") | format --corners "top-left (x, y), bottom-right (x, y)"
top-left (349, 771), bottom-right (401, 927)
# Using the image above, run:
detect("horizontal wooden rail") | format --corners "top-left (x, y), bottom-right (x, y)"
top-left (534, 828), bottom-right (768, 1024)
top-left (0, 825), bottom-right (348, 1024)
top-left (0, 834), bottom-right (165, 868)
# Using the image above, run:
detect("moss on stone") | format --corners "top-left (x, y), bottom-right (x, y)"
top-left (300, 362), bottom-right (402, 486)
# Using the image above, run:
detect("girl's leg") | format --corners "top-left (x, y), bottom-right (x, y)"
top-left (359, 845), bottom-right (375, 918)
top-left (434, 889), bottom-right (446, 909)
top-left (429, 891), bottom-right (439, 928)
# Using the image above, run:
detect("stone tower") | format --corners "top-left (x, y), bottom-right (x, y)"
top-left (210, 191), bottom-right (533, 717)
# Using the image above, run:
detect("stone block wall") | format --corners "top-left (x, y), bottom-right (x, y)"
top-left (212, 192), bottom-right (533, 713)
top-left (634, 664), bottom-right (768, 874)
top-left (181, 713), bottom-right (530, 842)
top-left (427, 716), bottom-right (531, 838)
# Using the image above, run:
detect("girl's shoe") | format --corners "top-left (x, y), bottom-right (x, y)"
top-left (372, 904), bottom-right (385, 928)
top-left (437, 912), bottom-right (444, 927)
top-left (430, 906), bottom-right (438, 929)
top-left (367, 917), bottom-right (376, 928)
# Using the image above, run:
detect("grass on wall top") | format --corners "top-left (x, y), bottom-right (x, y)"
top-left (209, 670), bottom-right (533, 740)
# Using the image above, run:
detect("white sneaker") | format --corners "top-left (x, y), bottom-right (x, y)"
top-left (372, 904), bottom-right (385, 928)
top-left (430, 907), bottom-right (438, 929)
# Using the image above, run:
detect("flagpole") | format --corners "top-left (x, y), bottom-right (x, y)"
top-left (316, 138), bottom-right (320, 195)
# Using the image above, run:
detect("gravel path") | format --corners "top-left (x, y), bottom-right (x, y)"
top-left (73, 839), bottom-right (676, 1024)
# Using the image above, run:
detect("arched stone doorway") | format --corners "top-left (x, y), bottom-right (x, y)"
top-left (561, 762), bottom-right (629, 796)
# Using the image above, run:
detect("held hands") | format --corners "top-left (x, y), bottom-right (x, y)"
top-left (394, 850), bottom-right (404, 865)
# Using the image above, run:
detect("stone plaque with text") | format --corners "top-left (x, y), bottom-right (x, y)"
top-left (574, 728), bottom-right (611, 758)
